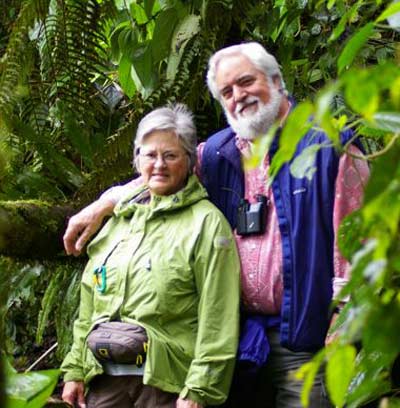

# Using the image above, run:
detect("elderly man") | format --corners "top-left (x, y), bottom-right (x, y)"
top-left (63, 42), bottom-right (369, 407)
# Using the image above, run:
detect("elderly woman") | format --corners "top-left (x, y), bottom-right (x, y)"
top-left (61, 104), bottom-right (240, 408)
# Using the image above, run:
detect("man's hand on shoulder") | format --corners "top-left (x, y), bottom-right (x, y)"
top-left (63, 198), bottom-right (115, 256)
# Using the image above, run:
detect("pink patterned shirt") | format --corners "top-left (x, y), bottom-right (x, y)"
top-left (233, 140), bottom-right (369, 314)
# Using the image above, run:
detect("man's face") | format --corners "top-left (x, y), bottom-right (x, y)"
top-left (215, 53), bottom-right (282, 140)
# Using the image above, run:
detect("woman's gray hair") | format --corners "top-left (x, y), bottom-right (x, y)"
top-left (206, 42), bottom-right (286, 102)
top-left (133, 104), bottom-right (197, 172)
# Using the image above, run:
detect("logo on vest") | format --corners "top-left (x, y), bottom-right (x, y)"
top-left (292, 188), bottom-right (307, 195)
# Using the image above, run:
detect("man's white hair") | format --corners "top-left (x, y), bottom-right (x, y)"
top-left (206, 42), bottom-right (286, 102)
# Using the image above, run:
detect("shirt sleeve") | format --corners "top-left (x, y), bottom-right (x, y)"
top-left (333, 144), bottom-right (370, 300)
top-left (100, 178), bottom-right (143, 204)
top-left (179, 212), bottom-right (240, 405)
top-left (194, 142), bottom-right (206, 180)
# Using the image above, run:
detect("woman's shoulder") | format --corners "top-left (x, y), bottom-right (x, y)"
top-left (190, 198), bottom-right (232, 230)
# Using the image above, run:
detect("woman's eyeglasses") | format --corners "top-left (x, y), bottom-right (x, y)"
top-left (140, 151), bottom-right (186, 164)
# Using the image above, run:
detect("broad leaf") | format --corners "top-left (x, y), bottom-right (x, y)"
top-left (371, 112), bottom-right (400, 133)
top-left (5, 369), bottom-right (60, 408)
top-left (344, 70), bottom-right (379, 119)
top-left (376, 1), bottom-right (400, 23)
top-left (151, 8), bottom-right (179, 63)
top-left (130, 3), bottom-right (148, 25)
top-left (131, 43), bottom-right (156, 99)
top-left (243, 123), bottom-right (278, 171)
top-left (144, 0), bottom-right (157, 18)
top-left (347, 365), bottom-right (391, 408)
top-left (363, 142), bottom-right (400, 206)
top-left (362, 302), bottom-right (400, 362)
top-left (166, 14), bottom-right (201, 81)
top-left (294, 349), bottom-right (325, 407)
top-left (363, 178), bottom-right (400, 236)
top-left (338, 211), bottom-right (365, 261)
top-left (119, 55), bottom-right (136, 98)
top-left (289, 144), bottom-right (323, 181)
top-left (326, 345), bottom-right (356, 407)
top-left (338, 23), bottom-right (375, 74)
top-left (269, 101), bottom-right (314, 179)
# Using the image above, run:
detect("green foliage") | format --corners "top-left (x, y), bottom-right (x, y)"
top-left (5, 359), bottom-right (60, 408)
top-left (0, 0), bottom-right (400, 406)
top-left (326, 345), bottom-right (357, 407)
top-left (0, 257), bottom-right (82, 368)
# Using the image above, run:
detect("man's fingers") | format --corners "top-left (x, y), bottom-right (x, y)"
top-left (75, 228), bottom-right (94, 254)
top-left (63, 220), bottom-right (82, 255)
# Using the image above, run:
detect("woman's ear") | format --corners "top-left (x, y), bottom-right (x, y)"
top-left (134, 146), bottom-right (141, 172)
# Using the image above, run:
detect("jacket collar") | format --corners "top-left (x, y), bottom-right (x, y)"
top-left (114, 175), bottom-right (208, 218)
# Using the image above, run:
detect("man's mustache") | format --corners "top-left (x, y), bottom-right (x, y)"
top-left (235, 96), bottom-right (260, 115)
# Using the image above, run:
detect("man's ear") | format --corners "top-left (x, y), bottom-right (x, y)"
top-left (272, 74), bottom-right (282, 90)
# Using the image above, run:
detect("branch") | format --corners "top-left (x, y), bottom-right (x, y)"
top-left (344, 133), bottom-right (400, 161)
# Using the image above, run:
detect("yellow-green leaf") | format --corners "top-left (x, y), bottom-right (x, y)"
top-left (326, 345), bottom-right (357, 407)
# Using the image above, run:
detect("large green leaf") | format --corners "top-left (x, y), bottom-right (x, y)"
top-left (166, 14), bottom-right (201, 81)
top-left (344, 69), bottom-right (379, 119)
top-left (269, 101), bottom-right (314, 179)
top-left (363, 178), bottom-right (400, 236)
top-left (363, 142), bottom-right (400, 206)
top-left (289, 144), bottom-right (323, 181)
top-left (119, 54), bottom-right (136, 98)
top-left (130, 42), bottom-right (156, 99)
top-left (338, 23), bottom-right (375, 74)
top-left (326, 345), bottom-right (356, 407)
top-left (362, 302), bottom-right (400, 363)
top-left (376, 1), bottom-right (400, 23)
top-left (5, 369), bottom-right (60, 408)
top-left (337, 211), bottom-right (365, 261)
top-left (151, 8), bottom-right (179, 63)
top-left (144, 0), bottom-right (157, 19)
top-left (130, 3), bottom-right (148, 25)
top-left (347, 351), bottom-right (392, 408)
top-left (370, 112), bottom-right (400, 133)
top-left (294, 349), bottom-right (325, 407)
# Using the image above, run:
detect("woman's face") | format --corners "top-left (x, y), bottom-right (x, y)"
top-left (138, 130), bottom-right (190, 196)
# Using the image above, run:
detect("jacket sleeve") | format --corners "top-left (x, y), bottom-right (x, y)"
top-left (179, 211), bottom-right (240, 405)
top-left (61, 261), bottom-right (95, 382)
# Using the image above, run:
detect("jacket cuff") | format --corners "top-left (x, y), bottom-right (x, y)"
top-left (179, 387), bottom-right (205, 406)
top-left (63, 370), bottom-right (84, 383)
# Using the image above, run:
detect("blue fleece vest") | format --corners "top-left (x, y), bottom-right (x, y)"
top-left (201, 126), bottom-right (358, 351)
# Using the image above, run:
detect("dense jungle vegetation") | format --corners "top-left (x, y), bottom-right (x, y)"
top-left (0, 0), bottom-right (400, 406)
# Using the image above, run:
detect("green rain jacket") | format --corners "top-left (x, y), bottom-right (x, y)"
top-left (61, 175), bottom-right (240, 406)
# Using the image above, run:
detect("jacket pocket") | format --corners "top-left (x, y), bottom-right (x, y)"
top-left (151, 262), bottom-right (196, 315)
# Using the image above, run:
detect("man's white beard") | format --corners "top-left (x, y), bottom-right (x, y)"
top-left (225, 87), bottom-right (282, 141)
